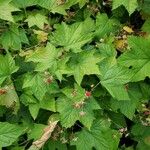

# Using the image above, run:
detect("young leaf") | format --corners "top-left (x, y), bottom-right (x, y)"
top-left (33, 30), bottom-right (48, 43)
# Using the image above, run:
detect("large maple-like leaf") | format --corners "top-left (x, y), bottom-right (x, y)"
top-left (99, 64), bottom-right (133, 100)
top-left (23, 73), bottom-right (48, 101)
top-left (12, 0), bottom-right (87, 12)
top-left (37, 0), bottom-right (79, 15)
top-left (56, 84), bottom-right (100, 129)
top-left (26, 43), bottom-right (60, 71)
top-left (50, 18), bottom-right (95, 53)
top-left (110, 83), bottom-right (142, 119)
top-left (97, 43), bottom-right (133, 100)
top-left (119, 36), bottom-right (150, 82)
top-left (67, 50), bottom-right (102, 85)
top-left (0, 25), bottom-right (29, 50)
top-left (12, 0), bottom-right (37, 8)
top-left (71, 119), bottom-right (120, 150)
top-left (95, 13), bottom-right (120, 38)
top-left (112, 0), bottom-right (138, 15)
top-left (0, 0), bottom-right (20, 22)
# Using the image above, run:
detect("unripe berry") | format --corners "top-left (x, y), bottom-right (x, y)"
top-left (79, 111), bottom-right (86, 116)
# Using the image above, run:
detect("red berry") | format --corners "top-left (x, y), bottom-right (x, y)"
top-left (47, 78), bottom-right (52, 84)
top-left (144, 111), bottom-right (150, 115)
top-left (85, 91), bottom-right (91, 97)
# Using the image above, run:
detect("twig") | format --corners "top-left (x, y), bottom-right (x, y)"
top-left (28, 120), bottom-right (58, 150)
top-left (91, 81), bottom-right (101, 92)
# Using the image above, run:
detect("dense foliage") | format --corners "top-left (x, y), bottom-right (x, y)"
top-left (0, 0), bottom-right (150, 150)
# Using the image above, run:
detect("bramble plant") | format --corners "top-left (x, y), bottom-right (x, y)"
top-left (0, 0), bottom-right (150, 150)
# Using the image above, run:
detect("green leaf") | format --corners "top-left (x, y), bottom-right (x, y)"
top-left (28, 123), bottom-right (46, 140)
top-left (0, 122), bottom-right (24, 147)
top-left (112, 0), bottom-right (138, 15)
top-left (11, 146), bottom-right (25, 150)
top-left (99, 63), bottom-right (133, 100)
top-left (97, 43), bottom-right (131, 101)
top-left (107, 111), bottom-right (127, 128)
top-left (29, 103), bottom-right (40, 120)
top-left (44, 140), bottom-right (67, 150)
top-left (50, 18), bottom-right (95, 52)
top-left (131, 124), bottom-right (150, 150)
top-left (67, 50), bottom-right (102, 85)
top-left (37, 0), bottom-right (79, 15)
top-left (95, 13), bottom-right (120, 38)
top-left (23, 73), bottom-right (48, 100)
top-left (25, 13), bottom-right (48, 29)
top-left (0, 25), bottom-right (29, 50)
top-left (119, 36), bottom-right (150, 81)
top-left (142, 19), bottom-right (150, 33)
top-left (71, 119), bottom-right (120, 150)
top-left (0, 54), bottom-right (19, 85)
top-left (110, 83), bottom-right (142, 119)
top-left (55, 56), bottom-right (73, 81)
top-left (0, 0), bottom-right (20, 22)
top-left (78, 0), bottom-right (88, 8)
top-left (140, 82), bottom-right (150, 100)
top-left (26, 43), bottom-right (60, 71)
top-left (12, 0), bottom-right (37, 8)
top-left (0, 84), bottom-right (19, 108)
top-left (40, 93), bottom-right (56, 112)
top-left (56, 84), bottom-right (100, 128)
top-left (20, 93), bottom-right (55, 119)
top-left (140, 0), bottom-right (150, 16)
